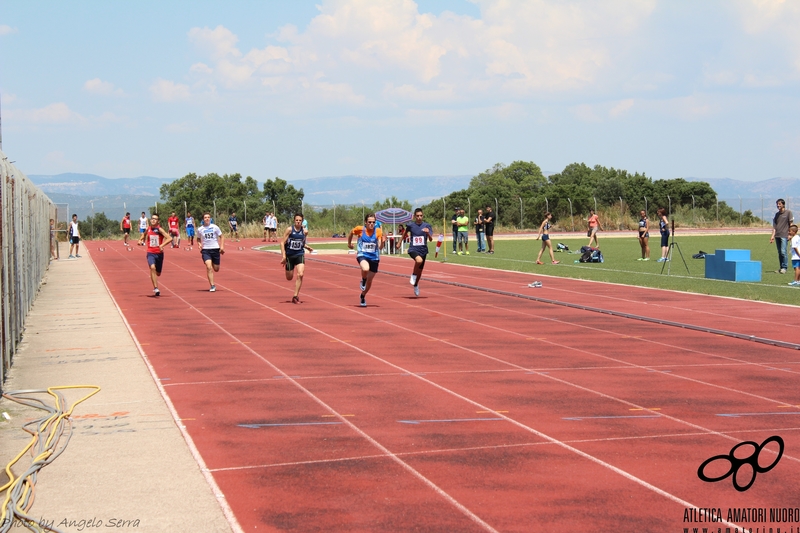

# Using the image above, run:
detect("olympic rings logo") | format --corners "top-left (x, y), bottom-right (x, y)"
top-left (697, 436), bottom-right (784, 492)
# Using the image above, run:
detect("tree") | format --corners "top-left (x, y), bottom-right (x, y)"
top-left (263, 178), bottom-right (304, 221)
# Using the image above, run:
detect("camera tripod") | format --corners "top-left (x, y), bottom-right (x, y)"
top-left (660, 219), bottom-right (690, 275)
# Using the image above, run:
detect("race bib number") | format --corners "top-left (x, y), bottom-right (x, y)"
top-left (362, 242), bottom-right (377, 253)
top-left (289, 240), bottom-right (303, 250)
top-left (412, 236), bottom-right (425, 246)
top-left (149, 235), bottom-right (159, 247)
top-left (202, 231), bottom-right (213, 240)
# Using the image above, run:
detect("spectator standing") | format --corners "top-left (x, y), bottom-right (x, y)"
top-left (451, 207), bottom-right (460, 253)
top-left (656, 208), bottom-right (670, 262)
top-left (120, 212), bottom-right (132, 246)
top-left (50, 219), bottom-right (58, 260)
top-left (637, 210), bottom-right (650, 261)
top-left (475, 209), bottom-right (485, 253)
top-left (68, 214), bottom-right (81, 258)
top-left (263, 212), bottom-right (270, 242)
top-left (770, 199), bottom-right (794, 274)
top-left (587, 209), bottom-right (602, 248)
top-left (456, 208), bottom-right (469, 255)
top-left (484, 205), bottom-right (495, 254)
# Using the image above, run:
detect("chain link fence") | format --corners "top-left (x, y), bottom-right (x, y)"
top-left (1, 150), bottom-right (56, 392)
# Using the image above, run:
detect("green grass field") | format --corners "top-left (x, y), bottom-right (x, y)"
top-left (303, 233), bottom-right (799, 306)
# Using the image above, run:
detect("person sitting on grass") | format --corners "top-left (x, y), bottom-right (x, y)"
top-left (535, 212), bottom-right (559, 265)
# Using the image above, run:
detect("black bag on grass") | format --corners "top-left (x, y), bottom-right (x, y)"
top-left (579, 246), bottom-right (603, 263)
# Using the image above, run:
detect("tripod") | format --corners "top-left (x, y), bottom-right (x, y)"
top-left (660, 219), bottom-right (690, 275)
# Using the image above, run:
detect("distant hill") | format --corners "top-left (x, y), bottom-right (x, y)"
top-left (46, 193), bottom-right (164, 222)
top-left (28, 173), bottom-right (171, 197)
top-left (292, 175), bottom-right (473, 206)
top-left (684, 176), bottom-right (800, 215)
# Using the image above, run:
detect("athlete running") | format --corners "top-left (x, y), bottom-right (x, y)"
top-left (198, 212), bottom-right (225, 292)
top-left (167, 212), bottom-right (181, 248)
top-left (348, 213), bottom-right (385, 307)
top-left (281, 213), bottom-right (315, 304)
top-left (229, 212), bottom-right (240, 242)
top-left (185, 212), bottom-right (195, 246)
top-left (145, 213), bottom-right (173, 297)
top-left (137, 212), bottom-right (148, 245)
top-left (401, 208), bottom-right (433, 297)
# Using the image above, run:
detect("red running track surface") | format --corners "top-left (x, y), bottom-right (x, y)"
top-left (90, 239), bottom-right (800, 532)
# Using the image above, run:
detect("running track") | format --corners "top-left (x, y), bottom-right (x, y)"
top-left (90, 239), bottom-right (800, 532)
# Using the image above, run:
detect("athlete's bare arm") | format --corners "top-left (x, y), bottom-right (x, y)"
top-left (159, 227), bottom-right (173, 250)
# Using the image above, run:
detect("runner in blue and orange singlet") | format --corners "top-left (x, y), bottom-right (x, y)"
top-left (348, 213), bottom-right (385, 308)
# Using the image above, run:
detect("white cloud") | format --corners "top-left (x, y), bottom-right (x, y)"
top-left (84, 78), bottom-right (125, 96)
top-left (0, 25), bottom-right (18, 36)
top-left (11, 103), bottom-right (84, 124)
top-left (149, 79), bottom-right (193, 102)
top-left (609, 98), bottom-right (635, 118)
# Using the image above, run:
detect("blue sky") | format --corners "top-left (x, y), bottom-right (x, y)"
top-left (1, 0), bottom-right (799, 182)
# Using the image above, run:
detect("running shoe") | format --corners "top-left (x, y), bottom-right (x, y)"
top-left (292, 296), bottom-right (301, 303)
top-left (551, 260), bottom-right (560, 265)
top-left (414, 285), bottom-right (419, 297)
top-left (488, 251), bottom-right (494, 254)
top-left (76, 255), bottom-right (81, 258)
top-left (209, 285), bottom-right (216, 292)
top-left (68, 255), bottom-right (75, 259)
top-left (360, 278), bottom-right (367, 291)
top-left (780, 268), bottom-right (787, 274)
top-left (656, 258), bottom-right (666, 262)
top-left (637, 258), bottom-right (644, 261)
top-left (360, 293), bottom-right (366, 307)
top-left (643, 258), bottom-right (650, 261)
top-left (153, 288), bottom-right (160, 297)
top-left (465, 251), bottom-right (470, 255)
top-left (536, 260), bottom-right (543, 265)
top-left (410, 274), bottom-right (417, 286)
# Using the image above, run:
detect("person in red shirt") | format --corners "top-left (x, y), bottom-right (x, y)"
top-left (167, 212), bottom-right (181, 248)
top-left (145, 213), bottom-right (173, 297)
top-left (120, 212), bottom-right (132, 246)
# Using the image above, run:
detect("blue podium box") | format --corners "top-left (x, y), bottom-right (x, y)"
top-left (704, 249), bottom-right (761, 282)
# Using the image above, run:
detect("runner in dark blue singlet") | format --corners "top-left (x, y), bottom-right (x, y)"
top-left (281, 214), bottom-right (314, 304)
top-left (401, 208), bottom-right (433, 297)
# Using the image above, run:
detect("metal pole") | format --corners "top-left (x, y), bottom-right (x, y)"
top-left (643, 196), bottom-right (647, 217)
top-left (545, 197), bottom-right (549, 213)
top-left (91, 201), bottom-right (94, 240)
top-left (761, 195), bottom-right (764, 225)
top-left (619, 197), bottom-right (624, 230)
top-left (567, 198), bottom-right (573, 232)
top-left (213, 199), bottom-right (217, 221)
top-left (691, 195), bottom-right (695, 224)
top-left (667, 195), bottom-right (671, 218)
top-left (738, 195), bottom-right (742, 225)
top-left (519, 197), bottom-right (523, 229)
top-left (467, 198), bottom-right (471, 225)
top-left (333, 201), bottom-right (336, 236)
top-left (243, 200), bottom-right (247, 226)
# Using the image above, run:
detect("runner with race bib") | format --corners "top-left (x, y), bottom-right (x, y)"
top-left (401, 208), bottom-right (433, 297)
top-left (281, 213), bottom-right (314, 304)
top-left (198, 212), bottom-right (225, 292)
top-left (145, 213), bottom-right (173, 297)
top-left (348, 213), bottom-right (385, 308)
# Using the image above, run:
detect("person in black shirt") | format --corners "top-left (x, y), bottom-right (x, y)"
top-left (484, 206), bottom-right (495, 254)
top-left (451, 208), bottom-right (460, 253)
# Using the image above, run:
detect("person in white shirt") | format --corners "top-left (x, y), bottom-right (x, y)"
top-left (198, 212), bottom-right (225, 292)
top-left (263, 212), bottom-right (270, 242)
top-left (137, 212), bottom-right (149, 246)
top-left (68, 214), bottom-right (81, 258)
top-left (789, 225), bottom-right (800, 286)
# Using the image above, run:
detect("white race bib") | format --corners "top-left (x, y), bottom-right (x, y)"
top-left (362, 242), bottom-right (377, 253)
top-left (289, 240), bottom-right (303, 250)
top-left (149, 235), bottom-right (159, 247)
top-left (412, 236), bottom-right (425, 246)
